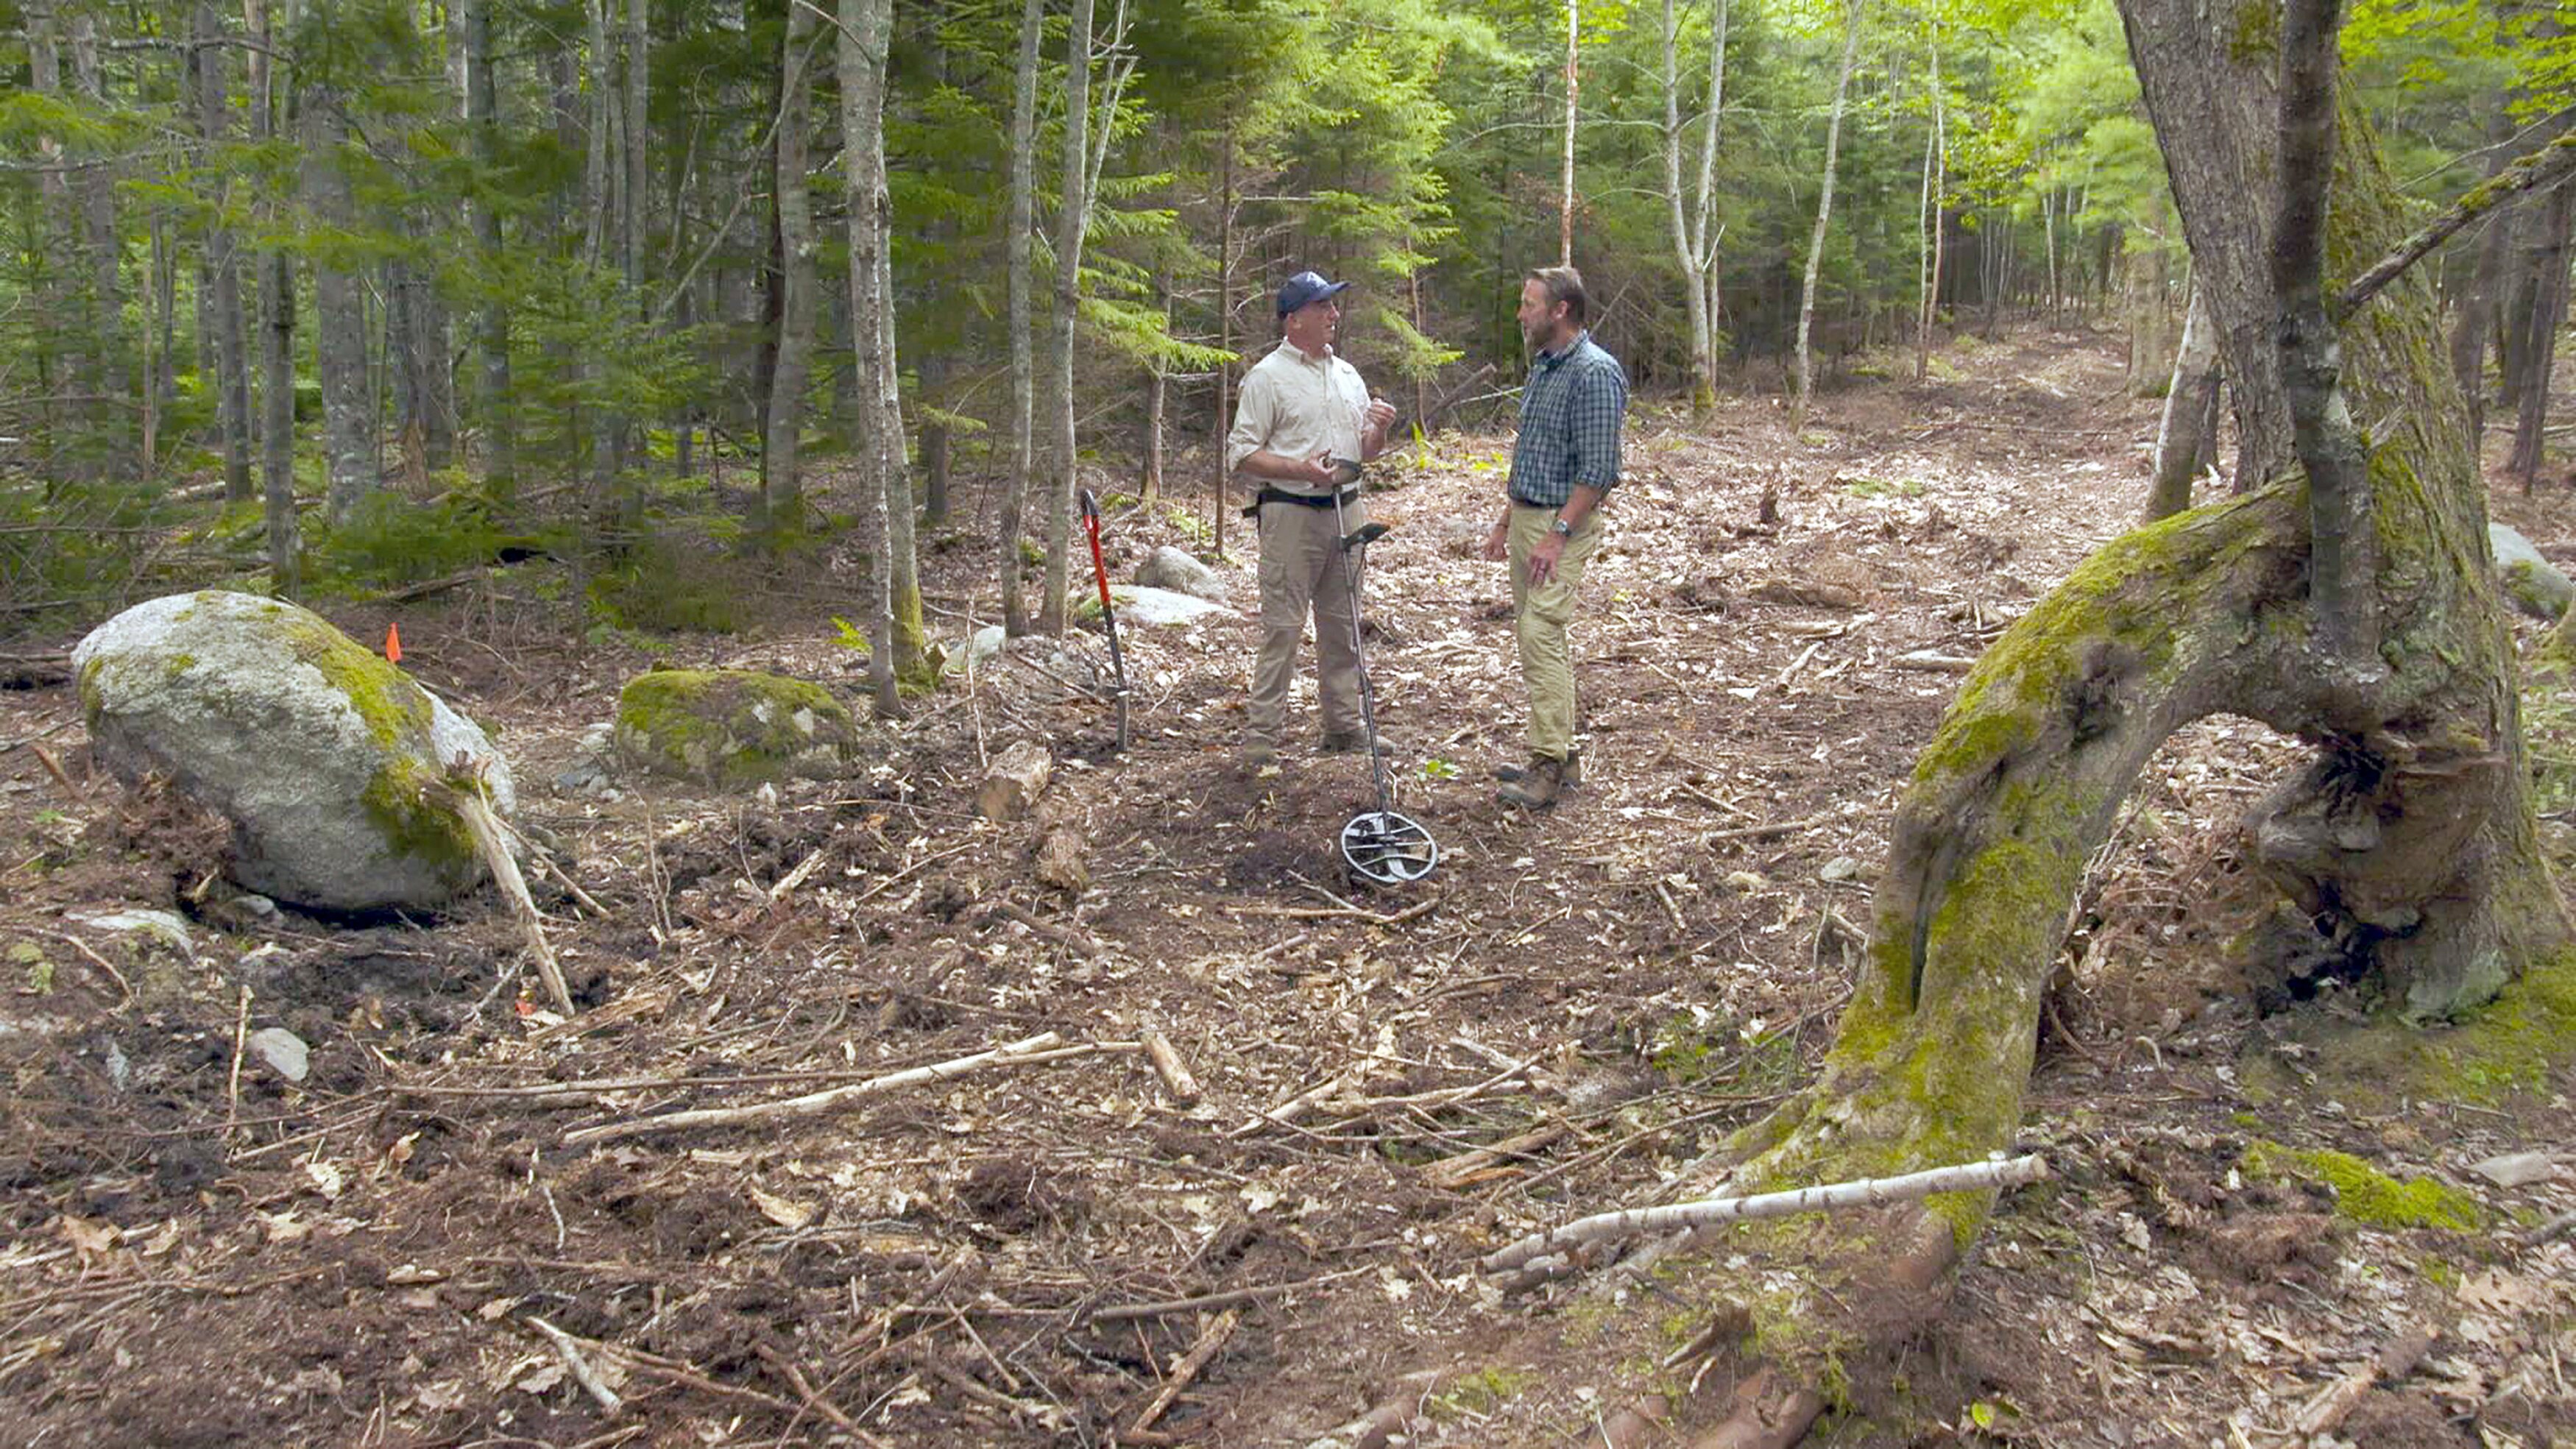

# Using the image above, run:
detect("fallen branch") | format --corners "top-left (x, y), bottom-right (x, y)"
top-left (1129, 1307), bottom-right (1240, 1439)
top-left (1139, 1027), bottom-right (1200, 1105)
top-left (1229, 1063), bottom-right (1366, 1138)
top-left (444, 778), bottom-right (573, 1016)
top-left (1420, 1123), bottom-right (1570, 1191)
top-left (47, 930), bottom-right (133, 1010)
top-left (1698, 812), bottom-right (1834, 849)
top-left (766, 846), bottom-right (831, 903)
top-left (526, 1314), bottom-right (625, 1414)
top-left (987, 898), bottom-right (1104, 957)
top-left (1482, 1154), bottom-right (2050, 1275)
top-left (562, 1032), bottom-right (1065, 1147)
top-left (1891, 650), bottom-right (1978, 673)
top-left (1091, 1267), bottom-right (1370, 1322)
top-left (2291, 1326), bottom-right (2435, 1436)
top-left (1222, 893), bottom-right (1440, 927)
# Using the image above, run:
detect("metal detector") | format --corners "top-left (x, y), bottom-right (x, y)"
top-left (1325, 461), bottom-right (1439, 886)
top-left (1078, 488), bottom-right (1131, 751)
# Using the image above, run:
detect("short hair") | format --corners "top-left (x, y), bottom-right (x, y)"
top-left (1524, 266), bottom-right (1589, 327)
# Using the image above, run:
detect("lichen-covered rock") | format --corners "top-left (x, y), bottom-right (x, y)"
top-left (73, 591), bottom-right (513, 912)
top-left (2489, 522), bottom-right (2572, 620)
top-left (613, 669), bottom-right (860, 785)
top-left (1135, 546), bottom-right (1227, 603)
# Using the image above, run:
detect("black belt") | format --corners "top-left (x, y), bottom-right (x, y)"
top-left (1241, 486), bottom-right (1357, 519)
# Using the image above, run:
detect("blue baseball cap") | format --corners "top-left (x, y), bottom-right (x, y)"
top-left (1275, 270), bottom-right (1351, 317)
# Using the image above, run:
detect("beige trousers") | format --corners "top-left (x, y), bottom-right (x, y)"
top-left (1248, 495), bottom-right (1367, 743)
top-left (1508, 503), bottom-right (1604, 761)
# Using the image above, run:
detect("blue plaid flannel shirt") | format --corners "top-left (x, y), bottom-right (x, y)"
top-left (1507, 331), bottom-right (1629, 510)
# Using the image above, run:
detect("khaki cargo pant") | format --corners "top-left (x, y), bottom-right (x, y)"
top-left (1508, 503), bottom-right (1604, 762)
top-left (1248, 494), bottom-right (1367, 745)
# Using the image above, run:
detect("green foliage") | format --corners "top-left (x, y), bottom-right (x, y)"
top-left (315, 492), bottom-right (520, 589)
top-left (586, 536), bottom-right (744, 636)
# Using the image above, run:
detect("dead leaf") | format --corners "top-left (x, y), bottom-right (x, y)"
top-left (305, 1160), bottom-right (346, 1200)
top-left (58, 1214), bottom-right (118, 1258)
top-left (748, 1184), bottom-right (817, 1230)
top-left (258, 1210), bottom-right (311, 1244)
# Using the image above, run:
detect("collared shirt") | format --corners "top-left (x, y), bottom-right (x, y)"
top-left (1225, 338), bottom-right (1373, 489)
top-left (1507, 330), bottom-right (1628, 509)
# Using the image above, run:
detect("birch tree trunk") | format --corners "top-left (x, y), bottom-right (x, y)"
top-left (1663, 0), bottom-right (1730, 414)
top-left (464, 0), bottom-right (514, 502)
top-left (1038, 0), bottom-right (1100, 634)
top-left (761, 0), bottom-right (818, 542)
top-left (1560, 0), bottom-right (1579, 267)
top-left (304, 88), bottom-right (374, 526)
top-left (839, 0), bottom-right (899, 713)
top-left (996, 0), bottom-right (1043, 637)
top-left (1914, 31), bottom-right (1944, 382)
top-left (1792, 0), bottom-right (1862, 422)
top-left (196, 1), bottom-right (254, 503)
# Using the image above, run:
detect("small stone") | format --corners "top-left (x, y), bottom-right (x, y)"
top-left (2468, 1150), bottom-right (2555, 1188)
top-left (68, 908), bottom-right (194, 958)
top-left (248, 1027), bottom-right (311, 1083)
top-left (1819, 856), bottom-right (1863, 882)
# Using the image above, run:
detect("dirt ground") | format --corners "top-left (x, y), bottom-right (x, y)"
top-left (3, 329), bottom-right (2574, 1448)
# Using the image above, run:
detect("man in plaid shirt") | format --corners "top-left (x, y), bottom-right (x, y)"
top-left (1482, 266), bottom-right (1628, 809)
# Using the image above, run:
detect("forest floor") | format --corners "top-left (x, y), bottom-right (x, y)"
top-left (2, 327), bottom-right (2575, 1449)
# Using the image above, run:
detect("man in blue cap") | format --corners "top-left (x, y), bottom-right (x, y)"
top-left (1224, 271), bottom-right (1401, 769)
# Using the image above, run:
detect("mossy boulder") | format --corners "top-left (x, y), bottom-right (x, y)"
top-left (2488, 523), bottom-right (2572, 621)
top-left (612, 669), bottom-right (861, 785)
top-left (72, 590), bottom-right (514, 913)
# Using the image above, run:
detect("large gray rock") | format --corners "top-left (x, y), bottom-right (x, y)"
top-left (1083, 585), bottom-right (1235, 628)
top-left (1135, 546), bottom-right (1227, 603)
top-left (2490, 523), bottom-right (2572, 620)
top-left (74, 591), bottom-right (513, 913)
top-left (613, 668), bottom-right (861, 784)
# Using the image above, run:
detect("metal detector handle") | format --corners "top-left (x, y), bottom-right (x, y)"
top-left (1078, 489), bottom-right (1132, 750)
top-left (1340, 521), bottom-right (1391, 553)
top-left (1079, 489), bottom-right (1114, 612)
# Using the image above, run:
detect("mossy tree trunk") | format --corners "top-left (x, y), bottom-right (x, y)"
top-left (1662, 0), bottom-right (2569, 1439)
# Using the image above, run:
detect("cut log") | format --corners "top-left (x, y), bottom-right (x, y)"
top-left (977, 739), bottom-right (1053, 821)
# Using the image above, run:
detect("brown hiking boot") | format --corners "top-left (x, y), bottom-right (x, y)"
top-left (1497, 754), bottom-right (1568, 809)
top-left (1319, 729), bottom-right (1405, 757)
top-left (1494, 749), bottom-right (1580, 786)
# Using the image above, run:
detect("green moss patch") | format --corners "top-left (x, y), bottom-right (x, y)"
top-left (2240, 1141), bottom-right (2482, 1231)
top-left (614, 669), bottom-right (860, 786)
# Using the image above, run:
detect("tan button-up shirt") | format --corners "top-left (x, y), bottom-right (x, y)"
top-left (1225, 339), bottom-right (1372, 489)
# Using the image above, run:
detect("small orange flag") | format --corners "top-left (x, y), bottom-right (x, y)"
top-left (384, 622), bottom-right (403, 664)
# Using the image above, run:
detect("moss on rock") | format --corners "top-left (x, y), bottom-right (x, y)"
top-left (2240, 1141), bottom-right (2482, 1230)
top-left (614, 668), bottom-right (860, 786)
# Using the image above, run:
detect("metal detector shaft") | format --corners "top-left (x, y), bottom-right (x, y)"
top-left (1078, 489), bottom-right (1131, 750)
top-left (1328, 472), bottom-right (1392, 817)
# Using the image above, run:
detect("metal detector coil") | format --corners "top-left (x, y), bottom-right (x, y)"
top-left (1341, 809), bottom-right (1440, 885)
top-left (1324, 458), bottom-right (1440, 887)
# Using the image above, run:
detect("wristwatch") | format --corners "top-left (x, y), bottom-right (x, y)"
top-left (1549, 516), bottom-right (1574, 538)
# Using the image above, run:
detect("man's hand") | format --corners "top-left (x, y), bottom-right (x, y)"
top-left (1483, 517), bottom-right (1510, 562)
top-left (1526, 533), bottom-right (1567, 586)
top-left (1300, 451), bottom-right (1345, 487)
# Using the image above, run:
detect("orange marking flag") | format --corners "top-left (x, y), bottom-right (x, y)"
top-left (384, 623), bottom-right (403, 664)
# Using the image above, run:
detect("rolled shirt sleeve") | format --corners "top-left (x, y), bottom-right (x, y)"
top-left (1569, 358), bottom-right (1627, 495)
top-left (1225, 366), bottom-right (1278, 475)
